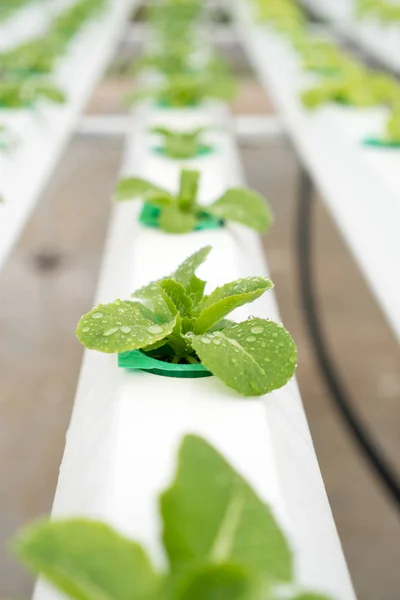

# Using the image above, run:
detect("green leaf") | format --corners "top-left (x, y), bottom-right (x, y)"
top-left (174, 246), bottom-right (211, 288)
top-left (208, 319), bottom-right (236, 332)
top-left (186, 275), bottom-right (206, 307)
top-left (115, 177), bottom-right (171, 204)
top-left (134, 281), bottom-right (174, 323)
top-left (178, 169), bottom-right (200, 211)
top-left (193, 278), bottom-right (273, 333)
top-left (76, 299), bottom-right (176, 353)
top-left (14, 518), bottom-right (158, 600)
top-left (160, 435), bottom-right (293, 581)
top-left (173, 563), bottom-right (262, 600)
top-left (159, 205), bottom-right (197, 233)
top-left (190, 318), bottom-right (297, 396)
top-left (207, 189), bottom-right (273, 233)
top-left (160, 279), bottom-right (193, 317)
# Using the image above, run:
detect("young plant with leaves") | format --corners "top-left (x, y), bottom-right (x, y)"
top-left (301, 64), bottom-right (400, 110)
top-left (15, 435), bottom-right (333, 600)
top-left (0, 79), bottom-right (66, 109)
top-left (150, 126), bottom-right (212, 159)
top-left (126, 67), bottom-right (237, 108)
top-left (115, 169), bottom-right (272, 234)
top-left (76, 246), bottom-right (296, 396)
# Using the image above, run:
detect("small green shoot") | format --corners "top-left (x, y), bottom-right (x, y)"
top-left (14, 435), bottom-right (334, 600)
top-left (0, 79), bottom-right (66, 109)
top-left (125, 69), bottom-right (237, 109)
top-left (76, 246), bottom-right (296, 396)
top-left (115, 169), bottom-right (272, 234)
top-left (150, 126), bottom-right (212, 159)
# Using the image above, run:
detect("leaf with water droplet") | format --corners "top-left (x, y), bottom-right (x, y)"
top-left (174, 245), bottom-right (211, 289)
top-left (193, 278), bottom-right (273, 334)
top-left (76, 300), bottom-right (176, 353)
top-left (190, 318), bottom-right (297, 396)
top-left (207, 188), bottom-right (273, 233)
top-left (160, 279), bottom-right (193, 317)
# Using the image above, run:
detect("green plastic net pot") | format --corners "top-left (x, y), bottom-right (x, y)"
top-left (139, 203), bottom-right (224, 231)
top-left (363, 137), bottom-right (400, 149)
top-left (156, 99), bottom-right (201, 109)
top-left (152, 144), bottom-right (214, 159)
top-left (118, 350), bottom-right (212, 379)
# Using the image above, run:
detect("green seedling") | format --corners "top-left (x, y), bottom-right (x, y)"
top-left (76, 246), bottom-right (297, 396)
top-left (115, 169), bottom-right (272, 234)
top-left (150, 126), bottom-right (213, 159)
top-left (126, 68), bottom-right (237, 108)
top-left (0, 79), bottom-right (66, 109)
top-left (301, 64), bottom-right (400, 110)
top-left (14, 435), bottom-right (333, 600)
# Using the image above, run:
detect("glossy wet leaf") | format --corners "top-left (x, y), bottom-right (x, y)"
top-left (14, 518), bottom-right (158, 600)
top-left (174, 246), bottom-right (211, 289)
top-left (194, 278), bottom-right (273, 333)
top-left (160, 435), bottom-right (293, 581)
top-left (159, 205), bottom-right (197, 233)
top-left (208, 188), bottom-right (273, 233)
top-left (160, 279), bottom-right (193, 317)
top-left (76, 299), bottom-right (175, 353)
top-left (190, 318), bottom-right (297, 396)
top-left (115, 177), bottom-right (171, 203)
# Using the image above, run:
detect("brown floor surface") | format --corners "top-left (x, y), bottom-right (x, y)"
top-left (0, 77), bottom-right (399, 598)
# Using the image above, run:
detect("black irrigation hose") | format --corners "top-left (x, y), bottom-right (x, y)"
top-left (296, 167), bottom-right (400, 509)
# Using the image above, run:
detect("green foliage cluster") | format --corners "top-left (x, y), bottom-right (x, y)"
top-left (357, 0), bottom-right (400, 23)
top-left (76, 246), bottom-right (296, 397)
top-left (115, 169), bottom-right (272, 234)
top-left (0, 0), bottom-right (107, 109)
top-left (0, 0), bottom-right (43, 21)
top-left (15, 436), bottom-right (332, 600)
top-left (127, 59), bottom-right (237, 109)
top-left (128, 0), bottom-right (237, 108)
top-left (301, 65), bottom-right (400, 110)
top-left (150, 126), bottom-right (212, 159)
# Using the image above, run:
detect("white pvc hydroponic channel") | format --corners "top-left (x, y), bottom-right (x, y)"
top-left (0, 0), bottom-right (138, 274)
top-left (34, 100), bottom-right (356, 600)
top-left (233, 0), bottom-right (400, 345)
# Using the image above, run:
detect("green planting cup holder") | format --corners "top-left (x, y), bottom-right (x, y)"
top-left (118, 349), bottom-right (213, 379)
top-left (363, 137), bottom-right (400, 149)
top-left (139, 203), bottom-right (224, 231)
top-left (155, 99), bottom-right (201, 110)
top-left (151, 144), bottom-right (215, 159)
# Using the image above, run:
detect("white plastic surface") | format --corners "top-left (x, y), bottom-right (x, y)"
top-left (0, 0), bottom-right (137, 273)
top-left (300, 0), bottom-right (400, 73)
top-left (0, 0), bottom-right (75, 52)
top-left (35, 102), bottom-right (355, 600)
top-left (234, 0), bottom-right (400, 344)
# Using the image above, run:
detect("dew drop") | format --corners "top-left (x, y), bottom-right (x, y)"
top-left (251, 326), bottom-right (264, 335)
top-left (272, 332), bottom-right (278, 338)
top-left (120, 326), bottom-right (132, 334)
top-left (213, 338), bottom-right (221, 345)
top-left (201, 336), bottom-right (211, 344)
top-left (246, 336), bottom-right (256, 342)
top-left (147, 324), bottom-right (163, 335)
top-left (261, 342), bottom-right (266, 348)
top-left (92, 312), bottom-right (103, 319)
top-left (103, 327), bottom-right (118, 337)
top-left (82, 327), bottom-right (90, 332)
